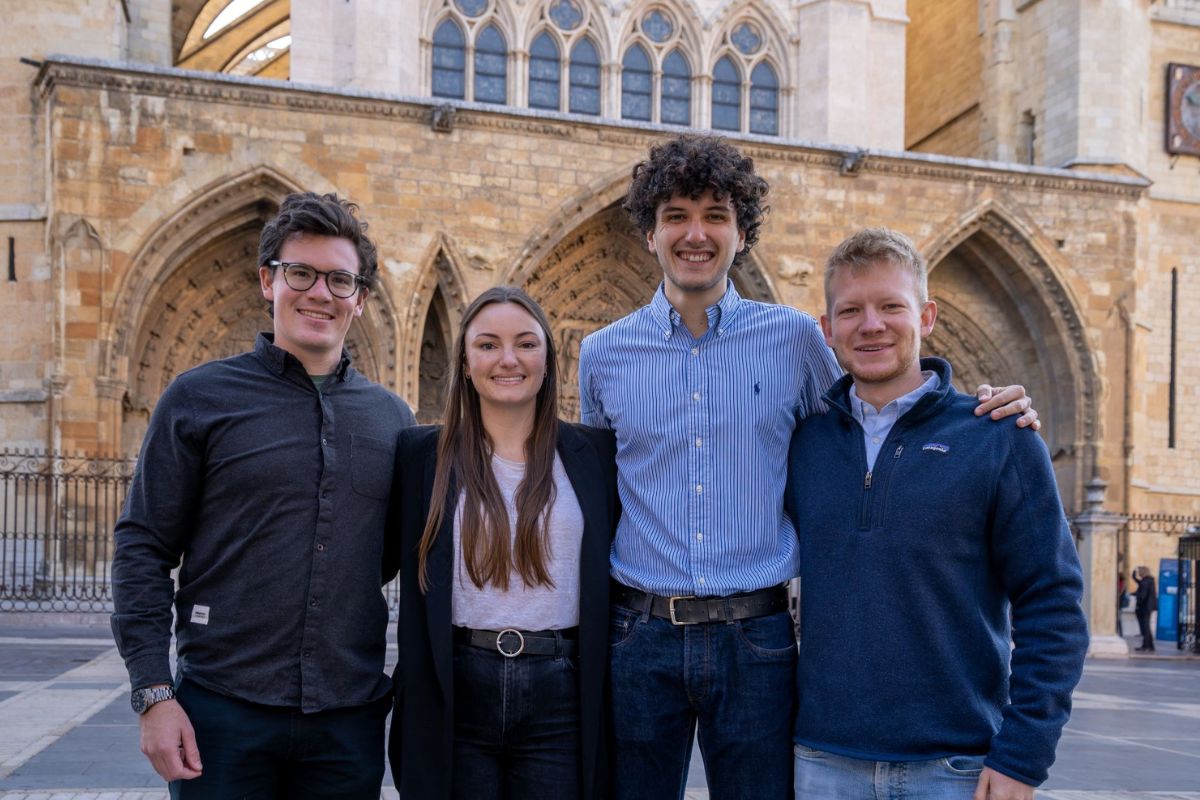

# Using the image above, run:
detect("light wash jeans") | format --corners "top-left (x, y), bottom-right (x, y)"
top-left (794, 743), bottom-right (987, 799)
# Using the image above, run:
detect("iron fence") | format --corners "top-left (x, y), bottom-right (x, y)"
top-left (0, 449), bottom-right (135, 611)
top-left (0, 449), bottom-right (403, 615)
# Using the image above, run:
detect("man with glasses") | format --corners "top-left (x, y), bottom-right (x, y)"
top-left (111, 192), bottom-right (415, 797)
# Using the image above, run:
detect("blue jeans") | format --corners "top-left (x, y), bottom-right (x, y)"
top-left (608, 603), bottom-right (796, 800)
top-left (451, 640), bottom-right (580, 800)
top-left (171, 678), bottom-right (388, 799)
top-left (794, 744), bottom-right (987, 799)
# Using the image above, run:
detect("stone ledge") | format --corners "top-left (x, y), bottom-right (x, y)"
top-left (33, 56), bottom-right (1150, 199)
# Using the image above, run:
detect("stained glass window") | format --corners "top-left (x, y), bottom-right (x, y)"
top-left (474, 25), bottom-right (507, 104)
top-left (621, 44), bottom-right (652, 121)
top-left (731, 22), bottom-right (762, 55)
top-left (548, 0), bottom-right (583, 30)
top-left (712, 56), bottom-right (741, 131)
top-left (454, 0), bottom-right (487, 17)
top-left (642, 10), bottom-right (673, 43)
top-left (569, 38), bottom-right (601, 115)
top-left (749, 61), bottom-right (778, 135)
top-left (432, 19), bottom-right (466, 100)
top-left (661, 49), bottom-right (691, 126)
top-left (529, 32), bottom-right (561, 110)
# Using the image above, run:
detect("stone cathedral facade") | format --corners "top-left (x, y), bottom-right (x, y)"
top-left (1, 0), bottom-right (1198, 622)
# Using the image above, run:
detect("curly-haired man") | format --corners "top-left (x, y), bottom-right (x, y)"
top-left (578, 136), bottom-right (1037, 799)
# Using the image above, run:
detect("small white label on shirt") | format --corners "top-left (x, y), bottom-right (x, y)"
top-left (191, 605), bottom-right (210, 625)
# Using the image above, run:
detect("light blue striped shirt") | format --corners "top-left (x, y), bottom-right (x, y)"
top-left (579, 282), bottom-right (842, 596)
top-left (849, 371), bottom-right (940, 470)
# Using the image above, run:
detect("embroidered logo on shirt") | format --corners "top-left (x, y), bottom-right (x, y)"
top-left (191, 605), bottom-right (210, 625)
top-left (922, 443), bottom-right (950, 455)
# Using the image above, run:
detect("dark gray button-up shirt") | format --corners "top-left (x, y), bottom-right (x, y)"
top-left (112, 334), bottom-right (415, 712)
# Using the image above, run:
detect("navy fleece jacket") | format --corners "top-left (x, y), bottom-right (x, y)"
top-left (785, 358), bottom-right (1088, 786)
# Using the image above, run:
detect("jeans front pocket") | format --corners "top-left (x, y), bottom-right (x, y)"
top-left (940, 754), bottom-right (986, 776)
top-left (608, 605), bottom-right (643, 650)
top-left (733, 610), bottom-right (798, 661)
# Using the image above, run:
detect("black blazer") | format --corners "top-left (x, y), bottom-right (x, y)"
top-left (386, 421), bottom-right (618, 800)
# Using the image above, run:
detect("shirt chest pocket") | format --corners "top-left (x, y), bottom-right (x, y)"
top-left (350, 434), bottom-right (394, 500)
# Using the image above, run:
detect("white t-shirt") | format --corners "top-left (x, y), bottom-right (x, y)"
top-left (451, 452), bottom-right (583, 630)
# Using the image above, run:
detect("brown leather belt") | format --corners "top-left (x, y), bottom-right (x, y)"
top-left (612, 582), bottom-right (789, 626)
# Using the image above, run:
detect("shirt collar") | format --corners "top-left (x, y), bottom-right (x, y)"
top-left (649, 280), bottom-right (745, 340)
top-left (849, 370), bottom-right (940, 424)
top-left (254, 333), bottom-right (352, 381)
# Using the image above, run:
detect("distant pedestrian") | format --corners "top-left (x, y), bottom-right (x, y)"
top-left (1133, 565), bottom-right (1157, 652)
top-left (1117, 571), bottom-right (1127, 637)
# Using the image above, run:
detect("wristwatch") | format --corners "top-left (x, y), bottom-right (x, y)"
top-left (130, 684), bottom-right (176, 715)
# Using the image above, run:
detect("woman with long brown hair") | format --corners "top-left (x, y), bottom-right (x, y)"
top-left (387, 286), bottom-right (617, 800)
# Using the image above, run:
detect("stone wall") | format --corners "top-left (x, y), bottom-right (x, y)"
top-left (905, 0), bottom-right (981, 156)
top-left (19, 58), bottom-right (1148, 526)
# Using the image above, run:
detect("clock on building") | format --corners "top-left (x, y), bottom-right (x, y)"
top-left (1166, 63), bottom-right (1200, 157)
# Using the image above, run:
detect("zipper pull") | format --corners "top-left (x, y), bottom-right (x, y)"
top-left (894, 445), bottom-right (903, 459)
top-left (864, 471), bottom-right (873, 489)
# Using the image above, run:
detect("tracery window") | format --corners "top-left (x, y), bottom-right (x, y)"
top-left (474, 25), bottom-right (507, 104)
top-left (529, 32), bottom-right (561, 110)
top-left (621, 44), bottom-right (652, 121)
top-left (428, 0), bottom-right (510, 103)
top-left (526, 0), bottom-right (605, 114)
top-left (617, 8), bottom-right (694, 126)
top-left (570, 38), bottom-right (602, 115)
top-left (711, 56), bottom-right (741, 131)
top-left (710, 19), bottom-right (781, 135)
top-left (660, 50), bottom-right (691, 126)
top-left (749, 61), bottom-right (778, 135)
top-left (432, 20), bottom-right (467, 99)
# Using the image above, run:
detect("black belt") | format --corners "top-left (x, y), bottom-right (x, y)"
top-left (453, 626), bottom-right (578, 658)
top-left (613, 583), bottom-right (789, 626)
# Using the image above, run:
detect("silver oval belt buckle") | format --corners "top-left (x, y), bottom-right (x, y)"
top-left (496, 628), bottom-right (525, 658)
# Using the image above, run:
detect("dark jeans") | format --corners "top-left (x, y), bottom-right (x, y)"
top-left (1137, 608), bottom-right (1155, 650)
top-left (452, 639), bottom-right (581, 800)
top-left (608, 603), bottom-right (797, 800)
top-left (170, 678), bottom-right (388, 799)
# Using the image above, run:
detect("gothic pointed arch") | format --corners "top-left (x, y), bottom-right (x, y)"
top-left (110, 168), bottom-right (399, 454)
top-left (922, 204), bottom-right (1100, 512)
top-left (704, 0), bottom-right (790, 76)
top-left (401, 235), bottom-right (471, 417)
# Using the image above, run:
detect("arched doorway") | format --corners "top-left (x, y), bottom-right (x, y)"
top-left (113, 171), bottom-right (398, 454)
top-left (924, 210), bottom-right (1097, 512)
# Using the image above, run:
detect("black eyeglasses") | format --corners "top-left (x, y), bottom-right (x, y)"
top-left (268, 260), bottom-right (367, 298)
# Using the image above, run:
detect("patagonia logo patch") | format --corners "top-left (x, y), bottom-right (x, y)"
top-left (922, 443), bottom-right (950, 455)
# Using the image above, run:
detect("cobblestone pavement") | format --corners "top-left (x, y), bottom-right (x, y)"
top-left (0, 616), bottom-right (1195, 799)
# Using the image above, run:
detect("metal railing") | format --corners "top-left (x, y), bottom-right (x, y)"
top-left (0, 449), bottom-right (135, 611)
top-left (0, 449), bottom-right (402, 615)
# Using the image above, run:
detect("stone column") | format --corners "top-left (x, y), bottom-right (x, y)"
top-left (792, 0), bottom-right (907, 149)
top-left (1073, 478), bottom-right (1129, 658)
top-left (978, 0), bottom-right (1018, 162)
top-left (1037, 0), bottom-right (1150, 170)
top-left (292, 0), bottom-right (420, 94)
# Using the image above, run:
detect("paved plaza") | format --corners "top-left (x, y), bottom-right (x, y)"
top-left (0, 614), bottom-right (1195, 800)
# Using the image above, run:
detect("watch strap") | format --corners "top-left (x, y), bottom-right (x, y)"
top-left (132, 684), bottom-right (176, 714)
